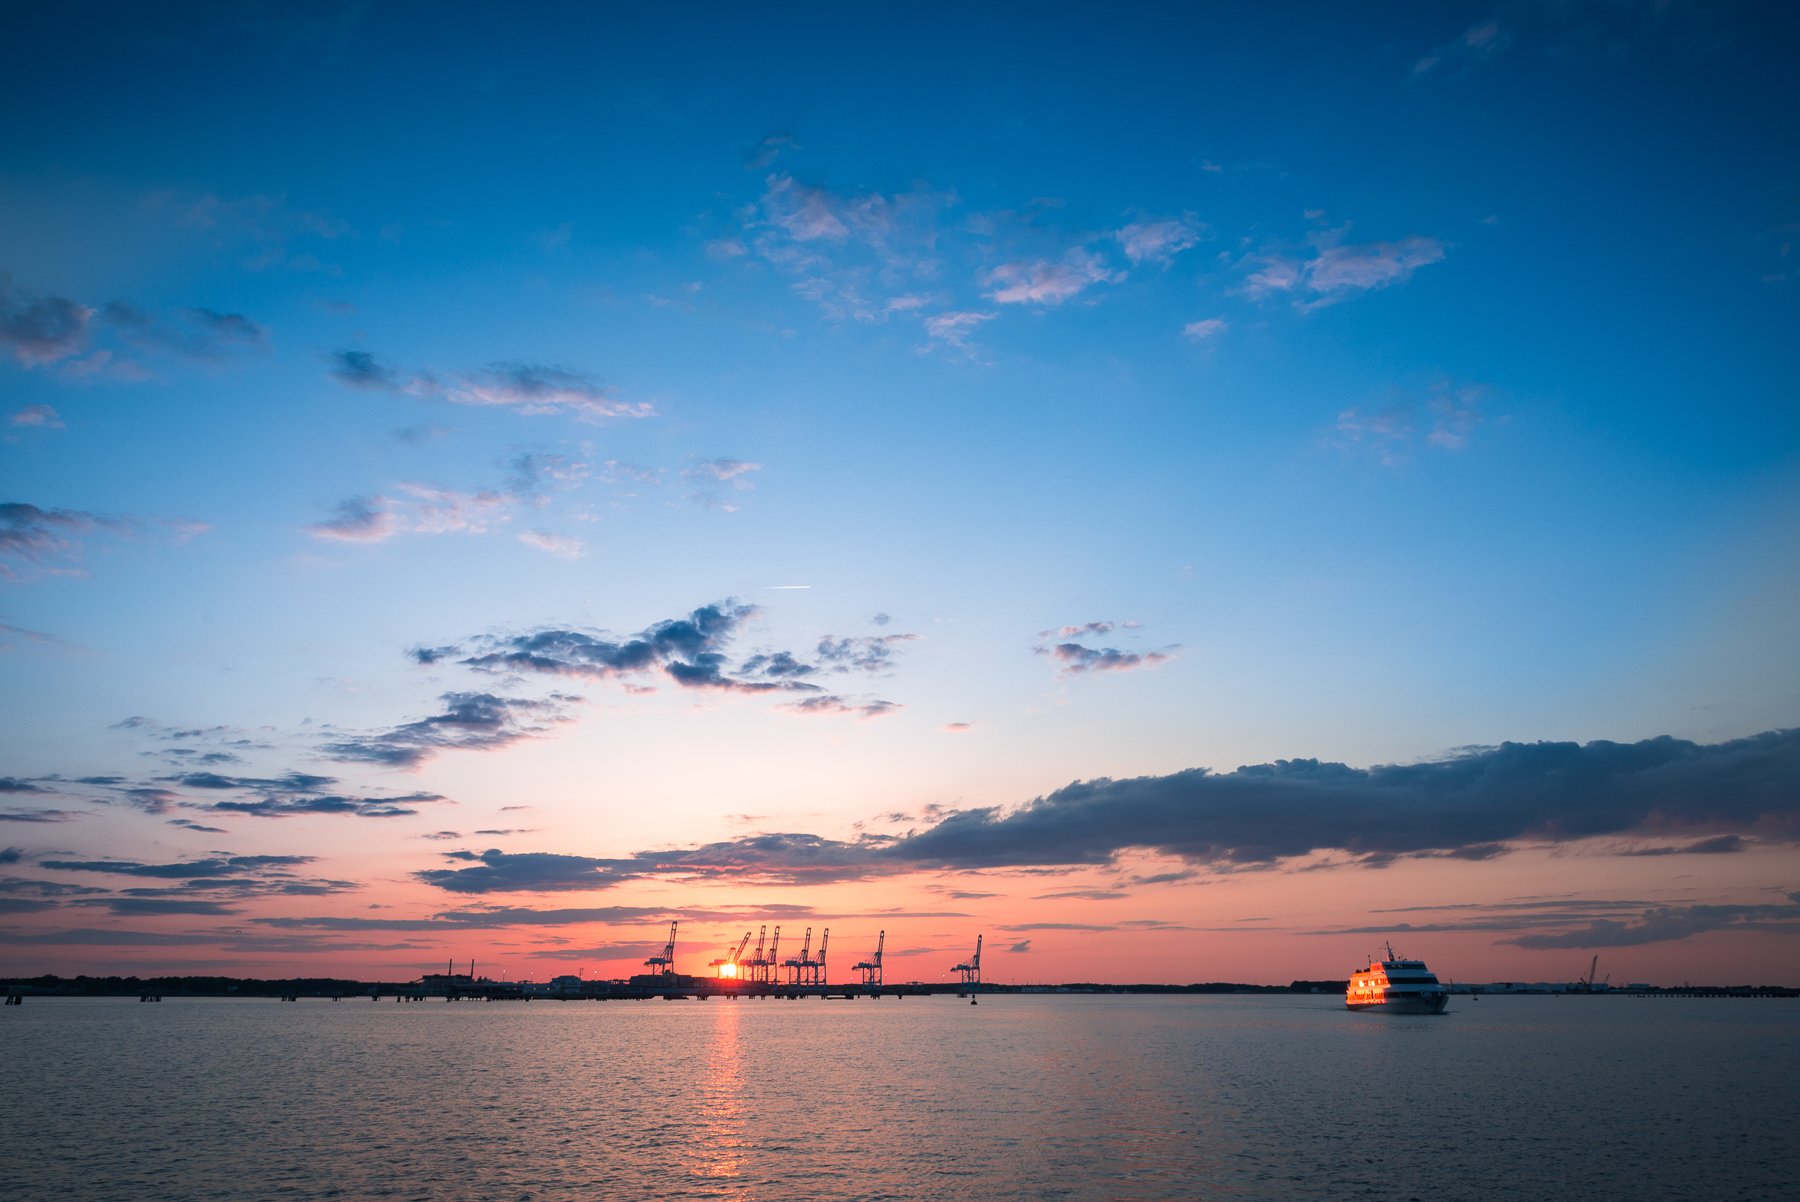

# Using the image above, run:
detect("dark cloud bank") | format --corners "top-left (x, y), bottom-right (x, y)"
top-left (417, 728), bottom-right (1798, 893)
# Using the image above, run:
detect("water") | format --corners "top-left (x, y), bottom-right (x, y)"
top-left (3, 993), bottom-right (1795, 1200)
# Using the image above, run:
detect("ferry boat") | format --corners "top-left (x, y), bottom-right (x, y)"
top-left (1345, 944), bottom-right (1450, 1014)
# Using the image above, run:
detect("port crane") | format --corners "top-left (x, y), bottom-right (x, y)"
top-left (784, 927), bottom-right (813, 985)
top-left (760, 926), bottom-right (781, 984)
top-left (952, 934), bottom-right (982, 989)
top-left (710, 930), bottom-right (752, 978)
top-left (643, 920), bottom-right (678, 979)
top-left (1579, 955), bottom-right (1610, 992)
top-left (853, 930), bottom-right (885, 987)
top-left (742, 926), bottom-right (767, 982)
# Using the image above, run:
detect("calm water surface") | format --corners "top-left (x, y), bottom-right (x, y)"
top-left (3, 993), bottom-right (1796, 1200)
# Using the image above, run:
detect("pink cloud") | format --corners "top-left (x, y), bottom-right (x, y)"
top-left (985, 250), bottom-right (1119, 305)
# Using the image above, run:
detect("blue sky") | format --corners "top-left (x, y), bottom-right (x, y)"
top-left (2, 2), bottom-right (1797, 983)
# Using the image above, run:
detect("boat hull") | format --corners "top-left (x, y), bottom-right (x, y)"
top-left (1346, 993), bottom-right (1449, 1014)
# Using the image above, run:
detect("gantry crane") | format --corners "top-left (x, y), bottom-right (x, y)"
top-left (643, 920), bottom-right (678, 978)
top-left (784, 927), bottom-right (812, 985)
top-left (710, 930), bottom-right (752, 978)
top-left (952, 934), bottom-right (982, 989)
top-left (854, 930), bottom-right (885, 987)
top-left (745, 928), bottom-right (766, 978)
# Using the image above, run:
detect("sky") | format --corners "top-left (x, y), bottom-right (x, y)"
top-left (2, 1), bottom-right (1798, 987)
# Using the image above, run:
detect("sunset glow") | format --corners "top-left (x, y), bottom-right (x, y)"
top-left (2, 4), bottom-right (1797, 991)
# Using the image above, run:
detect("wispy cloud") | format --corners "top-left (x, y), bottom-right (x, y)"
top-left (441, 363), bottom-right (653, 421)
top-left (1044, 644), bottom-right (1172, 675)
top-left (921, 310), bottom-right (995, 354)
top-left (2, 272), bottom-right (269, 376)
top-left (306, 485), bottom-right (511, 544)
top-left (1333, 381), bottom-right (1487, 464)
top-left (1115, 214), bottom-right (1206, 266)
top-left (517, 531), bottom-right (583, 559)
top-left (984, 249), bottom-right (1120, 306)
top-left (0, 503), bottom-right (201, 583)
top-left (0, 502), bottom-right (115, 578)
top-left (748, 173), bottom-right (954, 324)
top-left (324, 350), bottom-right (654, 422)
top-left (1244, 236), bottom-right (1446, 309)
top-left (0, 272), bottom-right (92, 366)
top-left (325, 348), bottom-right (400, 390)
top-left (8, 404), bottom-right (64, 430)
top-left (1035, 620), bottom-right (1170, 677)
top-left (1503, 899), bottom-right (1800, 949)
top-left (779, 695), bottom-right (900, 719)
top-left (321, 691), bottom-right (578, 769)
top-left (416, 850), bottom-right (638, 894)
top-left (682, 458), bottom-right (762, 510)
top-left (1413, 19), bottom-right (1511, 76)
top-left (149, 188), bottom-right (350, 273)
top-left (102, 302), bottom-right (268, 360)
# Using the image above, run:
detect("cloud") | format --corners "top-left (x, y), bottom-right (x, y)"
top-left (1183, 318), bottom-right (1228, 342)
top-left (416, 849), bottom-right (637, 894)
top-left (636, 832), bottom-right (896, 887)
top-left (814, 633), bottom-right (917, 674)
top-left (746, 133), bottom-right (798, 170)
top-left (306, 485), bottom-right (510, 544)
top-left (326, 349), bottom-right (401, 390)
top-left (39, 854), bottom-right (314, 879)
top-left (779, 695), bottom-right (900, 719)
top-left (1115, 215), bottom-right (1206, 265)
top-left (886, 728), bottom-right (1800, 872)
top-left (683, 459), bottom-right (762, 510)
top-left (517, 531), bottom-right (583, 559)
top-left (2, 273), bottom-right (274, 376)
top-left (441, 362), bottom-right (653, 421)
top-left (1617, 834), bottom-right (1747, 857)
top-left (1414, 19), bottom-right (1511, 76)
top-left (505, 452), bottom-right (590, 501)
top-left (1503, 900), bottom-right (1800, 949)
top-left (0, 272), bottom-right (92, 365)
top-left (321, 691), bottom-right (576, 769)
top-left (204, 789), bottom-right (446, 819)
top-left (378, 728), bottom-right (1795, 899)
top-left (985, 250), bottom-right (1120, 306)
top-left (1245, 236), bottom-right (1445, 309)
top-left (151, 189), bottom-right (350, 271)
top-left (921, 310), bottom-right (995, 353)
top-left (325, 351), bottom-right (654, 421)
top-left (1334, 381), bottom-right (1487, 464)
top-left (1040, 642), bottom-right (1172, 676)
top-left (306, 495), bottom-right (400, 542)
top-left (452, 602), bottom-right (915, 711)
top-left (0, 502), bottom-right (140, 580)
top-left (9, 404), bottom-right (64, 430)
top-left (102, 302), bottom-right (268, 359)
top-left (72, 897), bottom-right (243, 917)
top-left (1305, 238), bottom-right (1447, 303)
